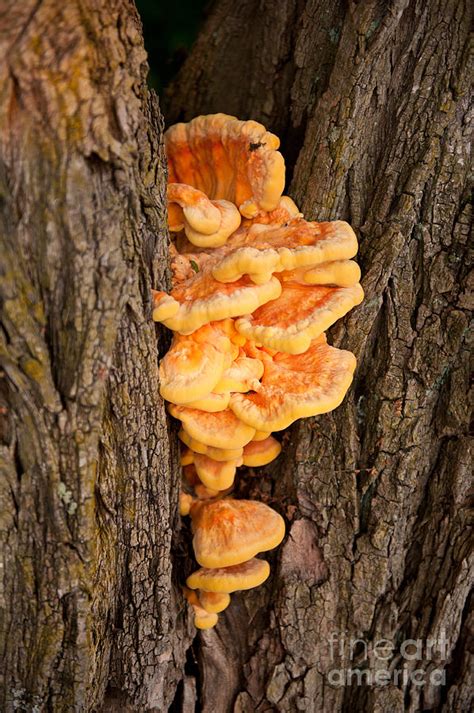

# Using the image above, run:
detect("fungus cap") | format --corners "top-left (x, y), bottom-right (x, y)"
top-left (235, 281), bottom-right (364, 354)
top-left (153, 272), bottom-right (282, 335)
top-left (184, 589), bottom-right (218, 630)
top-left (198, 591), bottom-right (231, 614)
top-left (190, 498), bottom-right (285, 568)
top-left (295, 260), bottom-right (361, 287)
top-left (194, 484), bottom-right (221, 500)
top-left (185, 200), bottom-right (242, 248)
top-left (252, 430), bottom-right (272, 441)
top-left (151, 290), bottom-right (180, 322)
top-left (242, 436), bottom-right (282, 467)
top-left (193, 452), bottom-right (240, 491)
top-left (180, 448), bottom-right (195, 466)
top-left (179, 492), bottom-right (194, 516)
top-left (165, 113), bottom-right (285, 217)
top-left (158, 324), bottom-right (234, 404)
top-left (230, 337), bottom-right (357, 431)
top-left (168, 183), bottom-right (241, 248)
top-left (243, 195), bottom-right (301, 227)
top-left (187, 558), bottom-right (271, 593)
top-left (178, 428), bottom-right (244, 462)
top-left (168, 183), bottom-right (222, 235)
top-left (210, 220), bottom-right (358, 284)
top-left (193, 606), bottom-right (218, 630)
top-left (170, 406), bottom-right (256, 449)
top-left (168, 201), bottom-right (185, 232)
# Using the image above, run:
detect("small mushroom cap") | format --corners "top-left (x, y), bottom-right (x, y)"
top-left (187, 558), bottom-right (271, 593)
top-left (165, 114), bottom-right (285, 217)
top-left (179, 428), bottom-right (244, 462)
top-left (242, 436), bottom-right (281, 467)
top-left (235, 281), bottom-right (364, 354)
top-left (168, 183), bottom-right (242, 247)
top-left (184, 589), bottom-right (219, 629)
top-left (179, 492), bottom-right (194, 516)
top-left (230, 337), bottom-right (357, 431)
top-left (198, 591), bottom-right (231, 613)
top-left (194, 607), bottom-right (218, 629)
top-left (210, 220), bottom-right (358, 284)
top-left (158, 324), bottom-right (234, 404)
top-left (194, 606), bottom-right (218, 629)
top-left (153, 271), bottom-right (282, 335)
top-left (170, 406), bottom-right (256, 449)
top-left (151, 290), bottom-right (180, 322)
top-left (276, 195), bottom-right (301, 218)
top-left (193, 452), bottom-right (240, 490)
top-left (214, 353), bottom-right (264, 393)
top-left (185, 199), bottom-right (242, 248)
top-left (190, 498), bottom-right (285, 568)
top-left (276, 220), bottom-right (359, 269)
top-left (168, 183), bottom-right (222, 235)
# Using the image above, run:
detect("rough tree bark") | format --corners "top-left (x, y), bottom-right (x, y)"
top-left (0, 2), bottom-right (190, 711)
top-left (164, 1), bottom-right (473, 712)
top-left (0, 0), bottom-right (471, 712)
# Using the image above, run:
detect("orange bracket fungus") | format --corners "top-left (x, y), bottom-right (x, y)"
top-left (153, 114), bottom-right (364, 630)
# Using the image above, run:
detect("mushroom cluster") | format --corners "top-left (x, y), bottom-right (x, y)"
top-left (153, 114), bottom-right (364, 629)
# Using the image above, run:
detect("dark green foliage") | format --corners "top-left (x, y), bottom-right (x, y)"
top-left (136, 0), bottom-right (209, 91)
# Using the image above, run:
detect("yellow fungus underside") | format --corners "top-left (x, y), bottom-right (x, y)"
top-left (171, 406), bottom-right (256, 449)
top-left (187, 558), bottom-right (271, 593)
top-left (193, 452), bottom-right (239, 490)
top-left (242, 436), bottom-right (282, 467)
top-left (198, 591), bottom-right (231, 613)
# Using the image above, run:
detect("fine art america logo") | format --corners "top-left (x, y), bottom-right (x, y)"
top-left (327, 631), bottom-right (448, 688)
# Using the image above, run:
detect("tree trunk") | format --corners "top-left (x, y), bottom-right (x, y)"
top-left (0, 2), bottom-right (190, 710)
top-left (0, 1), bottom-right (471, 712)
top-left (164, 1), bottom-right (473, 712)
